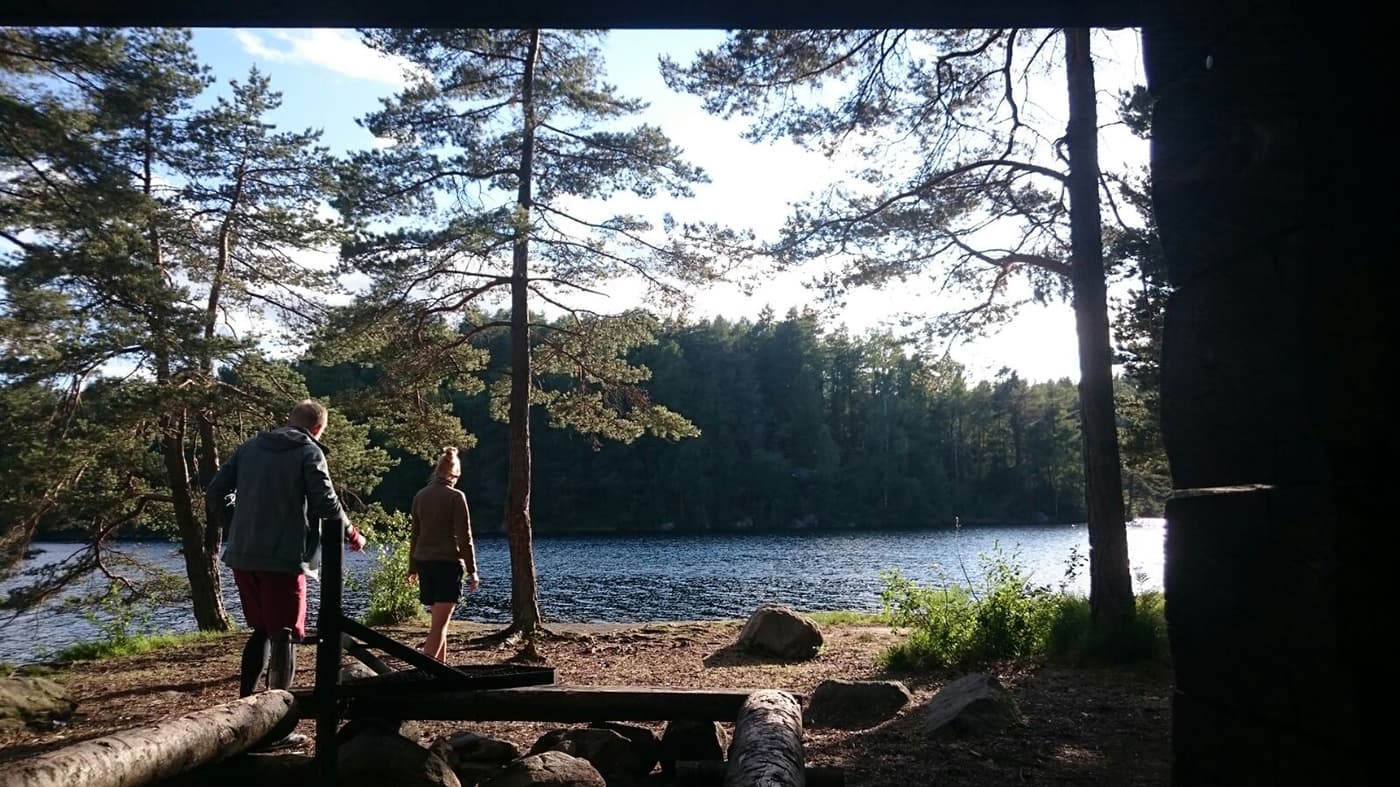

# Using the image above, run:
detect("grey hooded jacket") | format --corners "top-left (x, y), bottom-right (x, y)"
top-left (208, 426), bottom-right (354, 574)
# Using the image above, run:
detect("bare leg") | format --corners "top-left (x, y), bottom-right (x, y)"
top-left (423, 602), bottom-right (456, 662)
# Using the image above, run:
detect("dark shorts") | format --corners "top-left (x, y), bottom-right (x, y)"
top-left (233, 569), bottom-right (307, 639)
top-left (417, 560), bottom-right (464, 606)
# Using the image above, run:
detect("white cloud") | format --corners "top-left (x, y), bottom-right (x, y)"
top-left (233, 30), bottom-right (285, 63)
top-left (232, 29), bottom-right (423, 88)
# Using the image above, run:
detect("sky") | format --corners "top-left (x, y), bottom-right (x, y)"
top-left (187, 28), bottom-right (1151, 383)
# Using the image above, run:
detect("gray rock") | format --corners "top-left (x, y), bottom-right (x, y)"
top-left (338, 725), bottom-right (461, 787)
top-left (340, 661), bottom-right (379, 682)
top-left (482, 751), bottom-right (606, 787)
top-left (0, 676), bottom-right (76, 730)
top-left (588, 722), bottom-right (660, 778)
top-left (338, 715), bottom-right (423, 744)
top-left (445, 730), bottom-right (523, 762)
top-left (923, 673), bottom-right (1021, 739)
top-left (530, 727), bottom-right (635, 784)
top-left (735, 605), bottom-right (823, 660)
top-left (455, 759), bottom-right (509, 787)
top-left (430, 737), bottom-right (461, 770)
top-left (658, 720), bottom-right (728, 776)
top-left (805, 679), bottom-right (912, 729)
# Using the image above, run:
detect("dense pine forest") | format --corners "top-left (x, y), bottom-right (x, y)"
top-left (302, 308), bottom-right (1167, 534)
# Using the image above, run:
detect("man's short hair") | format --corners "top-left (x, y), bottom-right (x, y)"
top-left (288, 399), bottom-right (328, 432)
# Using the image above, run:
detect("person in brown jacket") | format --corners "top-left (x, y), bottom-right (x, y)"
top-left (407, 446), bottom-right (478, 661)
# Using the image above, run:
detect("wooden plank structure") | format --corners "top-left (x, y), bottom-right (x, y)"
top-left (310, 518), bottom-right (555, 785)
top-left (309, 518), bottom-right (818, 787)
top-left (294, 684), bottom-right (802, 722)
top-left (0, 517), bottom-right (816, 787)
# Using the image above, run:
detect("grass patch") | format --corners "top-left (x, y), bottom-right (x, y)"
top-left (0, 661), bottom-right (57, 677)
top-left (804, 609), bottom-right (887, 626)
top-left (53, 630), bottom-right (225, 664)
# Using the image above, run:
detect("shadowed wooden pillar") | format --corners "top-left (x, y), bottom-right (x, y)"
top-left (1143, 1), bottom-right (1379, 782)
top-left (314, 518), bottom-right (343, 786)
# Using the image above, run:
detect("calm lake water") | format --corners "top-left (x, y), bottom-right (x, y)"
top-left (0, 521), bottom-right (1165, 665)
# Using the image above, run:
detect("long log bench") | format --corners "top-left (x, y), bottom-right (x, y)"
top-left (291, 683), bottom-right (807, 722)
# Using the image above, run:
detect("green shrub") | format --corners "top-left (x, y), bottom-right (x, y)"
top-left (351, 505), bottom-right (425, 626)
top-left (878, 543), bottom-right (1168, 670)
top-left (45, 575), bottom-right (220, 664)
top-left (879, 543), bottom-right (1061, 669)
top-left (879, 568), bottom-right (978, 669)
top-left (1045, 594), bottom-right (1094, 663)
top-left (64, 583), bottom-right (154, 659)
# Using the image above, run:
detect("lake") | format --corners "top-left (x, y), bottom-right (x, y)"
top-left (0, 521), bottom-right (1165, 665)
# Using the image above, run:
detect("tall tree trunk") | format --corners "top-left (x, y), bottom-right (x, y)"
top-left (196, 167), bottom-right (244, 577)
top-left (143, 118), bottom-right (230, 632)
top-left (504, 28), bottom-right (544, 634)
top-left (161, 410), bottom-right (230, 631)
top-left (1064, 28), bottom-right (1134, 628)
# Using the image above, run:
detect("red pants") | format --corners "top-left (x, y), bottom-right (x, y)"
top-left (232, 569), bottom-right (307, 640)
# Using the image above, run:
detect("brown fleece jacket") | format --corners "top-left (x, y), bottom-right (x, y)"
top-left (409, 478), bottom-right (477, 574)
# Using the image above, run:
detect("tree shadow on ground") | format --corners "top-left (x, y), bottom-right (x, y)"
top-left (804, 665), bottom-right (1172, 786)
top-left (84, 674), bottom-right (233, 704)
top-left (701, 642), bottom-right (808, 667)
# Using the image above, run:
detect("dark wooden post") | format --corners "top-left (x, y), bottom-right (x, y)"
top-left (314, 518), bottom-right (343, 786)
top-left (1145, 2), bottom-right (1378, 783)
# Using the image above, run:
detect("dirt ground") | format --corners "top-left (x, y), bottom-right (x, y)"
top-left (0, 620), bottom-right (1172, 785)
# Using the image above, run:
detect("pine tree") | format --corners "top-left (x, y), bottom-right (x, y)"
top-left (337, 29), bottom-right (711, 635)
top-left (1106, 86), bottom-right (1170, 518)
top-left (663, 27), bottom-right (1138, 628)
top-left (1, 29), bottom-right (362, 628)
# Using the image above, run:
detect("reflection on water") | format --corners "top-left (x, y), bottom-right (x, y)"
top-left (0, 521), bottom-right (1165, 665)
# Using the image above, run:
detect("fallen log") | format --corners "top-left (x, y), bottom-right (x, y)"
top-left (724, 690), bottom-right (805, 787)
top-left (0, 690), bottom-right (296, 787)
top-left (677, 760), bottom-right (842, 786)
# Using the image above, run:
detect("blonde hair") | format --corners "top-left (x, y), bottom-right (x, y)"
top-left (434, 446), bottom-right (461, 481)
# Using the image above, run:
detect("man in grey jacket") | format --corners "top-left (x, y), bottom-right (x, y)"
top-left (207, 399), bottom-right (366, 703)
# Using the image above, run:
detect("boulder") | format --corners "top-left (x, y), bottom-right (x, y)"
top-left (338, 725), bottom-right (461, 787)
top-left (805, 679), bottom-right (912, 729)
top-left (658, 720), bottom-right (728, 776)
top-left (481, 751), bottom-right (606, 787)
top-left (340, 661), bottom-right (379, 682)
top-left (735, 605), bottom-right (823, 660)
top-left (337, 715), bottom-right (423, 744)
top-left (443, 730), bottom-right (523, 763)
top-left (530, 727), bottom-right (639, 784)
top-left (455, 759), bottom-right (510, 787)
top-left (0, 676), bottom-right (76, 730)
top-left (922, 673), bottom-right (1021, 738)
top-left (588, 722), bottom-right (660, 778)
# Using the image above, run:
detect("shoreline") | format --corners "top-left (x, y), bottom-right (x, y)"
top-left (21, 517), bottom-right (1167, 545)
top-left (0, 619), bottom-right (1172, 786)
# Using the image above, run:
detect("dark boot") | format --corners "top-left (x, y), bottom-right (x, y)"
top-left (250, 626), bottom-right (309, 749)
top-left (239, 630), bottom-right (270, 697)
top-left (267, 627), bottom-right (297, 690)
